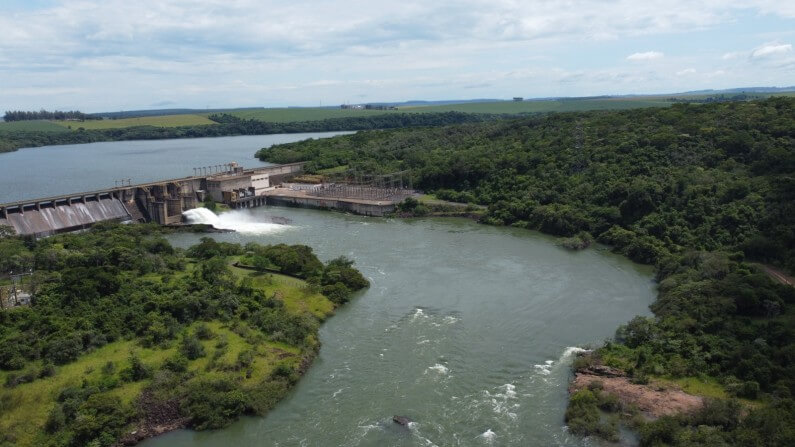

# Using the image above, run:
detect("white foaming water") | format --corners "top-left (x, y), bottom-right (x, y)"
top-left (427, 363), bottom-right (450, 374)
top-left (534, 346), bottom-right (590, 376)
top-left (182, 207), bottom-right (289, 235)
top-left (479, 429), bottom-right (496, 442)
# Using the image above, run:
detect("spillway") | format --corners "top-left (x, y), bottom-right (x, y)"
top-left (0, 197), bottom-right (132, 237)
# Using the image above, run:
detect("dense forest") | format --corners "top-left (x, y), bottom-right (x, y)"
top-left (0, 112), bottom-right (498, 153)
top-left (257, 97), bottom-right (795, 445)
top-left (2, 110), bottom-right (100, 122)
top-left (0, 224), bottom-right (368, 446)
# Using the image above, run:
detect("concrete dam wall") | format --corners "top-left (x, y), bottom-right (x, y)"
top-left (0, 162), bottom-right (307, 237)
top-left (0, 197), bottom-right (132, 237)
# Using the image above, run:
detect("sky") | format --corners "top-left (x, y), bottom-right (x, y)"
top-left (0, 0), bottom-right (793, 112)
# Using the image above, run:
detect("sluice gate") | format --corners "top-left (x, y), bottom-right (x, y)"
top-left (0, 194), bottom-right (132, 237)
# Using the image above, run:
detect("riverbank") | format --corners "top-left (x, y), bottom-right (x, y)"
top-left (569, 363), bottom-right (704, 419)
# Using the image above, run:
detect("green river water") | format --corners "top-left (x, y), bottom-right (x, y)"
top-left (138, 206), bottom-right (656, 447)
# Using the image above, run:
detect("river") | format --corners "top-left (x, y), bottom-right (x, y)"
top-left (0, 132), bottom-right (352, 203)
top-left (141, 207), bottom-right (656, 446)
top-left (0, 134), bottom-right (656, 445)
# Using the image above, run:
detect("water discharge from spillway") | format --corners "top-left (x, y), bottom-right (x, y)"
top-left (147, 207), bottom-right (657, 447)
top-left (182, 207), bottom-right (290, 235)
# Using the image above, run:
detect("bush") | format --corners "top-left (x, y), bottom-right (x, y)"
top-left (560, 231), bottom-right (594, 250)
top-left (179, 334), bottom-right (206, 360)
top-left (183, 378), bottom-right (247, 430)
top-left (44, 404), bottom-right (66, 433)
top-left (738, 381), bottom-right (760, 399)
top-left (162, 354), bottom-right (189, 373)
top-left (120, 355), bottom-right (152, 382)
top-left (195, 323), bottom-right (215, 340)
top-left (321, 282), bottom-right (351, 305)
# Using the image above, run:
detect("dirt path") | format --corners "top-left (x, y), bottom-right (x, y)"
top-left (570, 367), bottom-right (704, 419)
top-left (756, 263), bottom-right (794, 287)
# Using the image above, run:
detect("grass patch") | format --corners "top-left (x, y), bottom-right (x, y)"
top-left (318, 164), bottom-right (349, 174)
top-left (662, 376), bottom-right (729, 399)
top-left (229, 266), bottom-right (334, 319)
top-left (0, 340), bottom-right (174, 447)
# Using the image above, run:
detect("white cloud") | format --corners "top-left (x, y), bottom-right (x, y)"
top-left (0, 1), bottom-right (793, 110)
top-left (676, 68), bottom-right (696, 76)
top-left (627, 51), bottom-right (664, 61)
top-left (750, 42), bottom-right (793, 59)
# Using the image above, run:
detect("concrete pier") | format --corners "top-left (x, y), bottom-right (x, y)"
top-left (262, 189), bottom-right (398, 217)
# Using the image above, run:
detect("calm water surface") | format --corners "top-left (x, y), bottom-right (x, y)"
top-left (139, 207), bottom-right (656, 447)
top-left (0, 132), bottom-right (351, 203)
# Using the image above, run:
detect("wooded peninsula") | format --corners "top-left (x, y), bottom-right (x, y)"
top-left (0, 224), bottom-right (369, 446)
top-left (257, 97), bottom-right (795, 446)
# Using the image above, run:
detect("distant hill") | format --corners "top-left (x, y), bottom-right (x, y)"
top-left (87, 86), bottom-right (795, 119)
top-left (95, 107), bottom-right (264, 119)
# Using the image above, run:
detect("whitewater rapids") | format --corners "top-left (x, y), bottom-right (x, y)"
top-left (182, 207), bottom-right (289, 235)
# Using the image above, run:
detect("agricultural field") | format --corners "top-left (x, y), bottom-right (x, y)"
top-left (213, 98), bottom-right (673, 122)
top-left (0, 120), bottom-right (69, 133)
top-left (53, 114), bottom-right (215, 130)
top-left (208, 107), bottom-right (403, 123)
top-left (399, 98), bottom-right (672, 114)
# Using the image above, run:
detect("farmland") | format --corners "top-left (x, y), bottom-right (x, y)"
top-left (0, 120), bottom-right (69, 133)
top-left (206, 107), bottom-right (405, 123)
top-left (52, 114), bottom-right (215, 130)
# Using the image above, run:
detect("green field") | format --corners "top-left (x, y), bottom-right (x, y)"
top-left (211, 98), bottom-right (672, 123)
top-left (400, 98), bottom-right (672, 114)
top-left (53, 114), bottom-right (215, 130)
top-left (0, 120), bottom-right (69, 133)
top-left (209, 107), bottom-right (404, 123)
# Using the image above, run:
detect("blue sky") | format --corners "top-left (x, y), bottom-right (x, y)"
top-left (0, 0), bottom-right (793, 112)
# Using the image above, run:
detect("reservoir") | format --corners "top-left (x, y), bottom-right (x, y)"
top-left (145, 207), bottom-right (656, 446)
top-left (0, 132), bottom-right (351, 203)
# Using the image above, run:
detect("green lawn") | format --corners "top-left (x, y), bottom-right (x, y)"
top-left (53, 114), bottom-right (216, 130)
top-left (229, 265), bottom-right (334, 318)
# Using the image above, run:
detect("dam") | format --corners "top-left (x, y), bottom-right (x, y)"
top-left (0, 162), bottom-right (413, 237)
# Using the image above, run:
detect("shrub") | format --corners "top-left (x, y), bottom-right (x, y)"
top-left (162, 354), bottom-right (189, 373)
top-left (183, 378), bottom-right (247, 430)
top-left (180, 334), bottom-right (206, 360)
top-left (195, 323), bottom-right (215, 340)
top-left (120, 355), bottom-right (152, 382)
